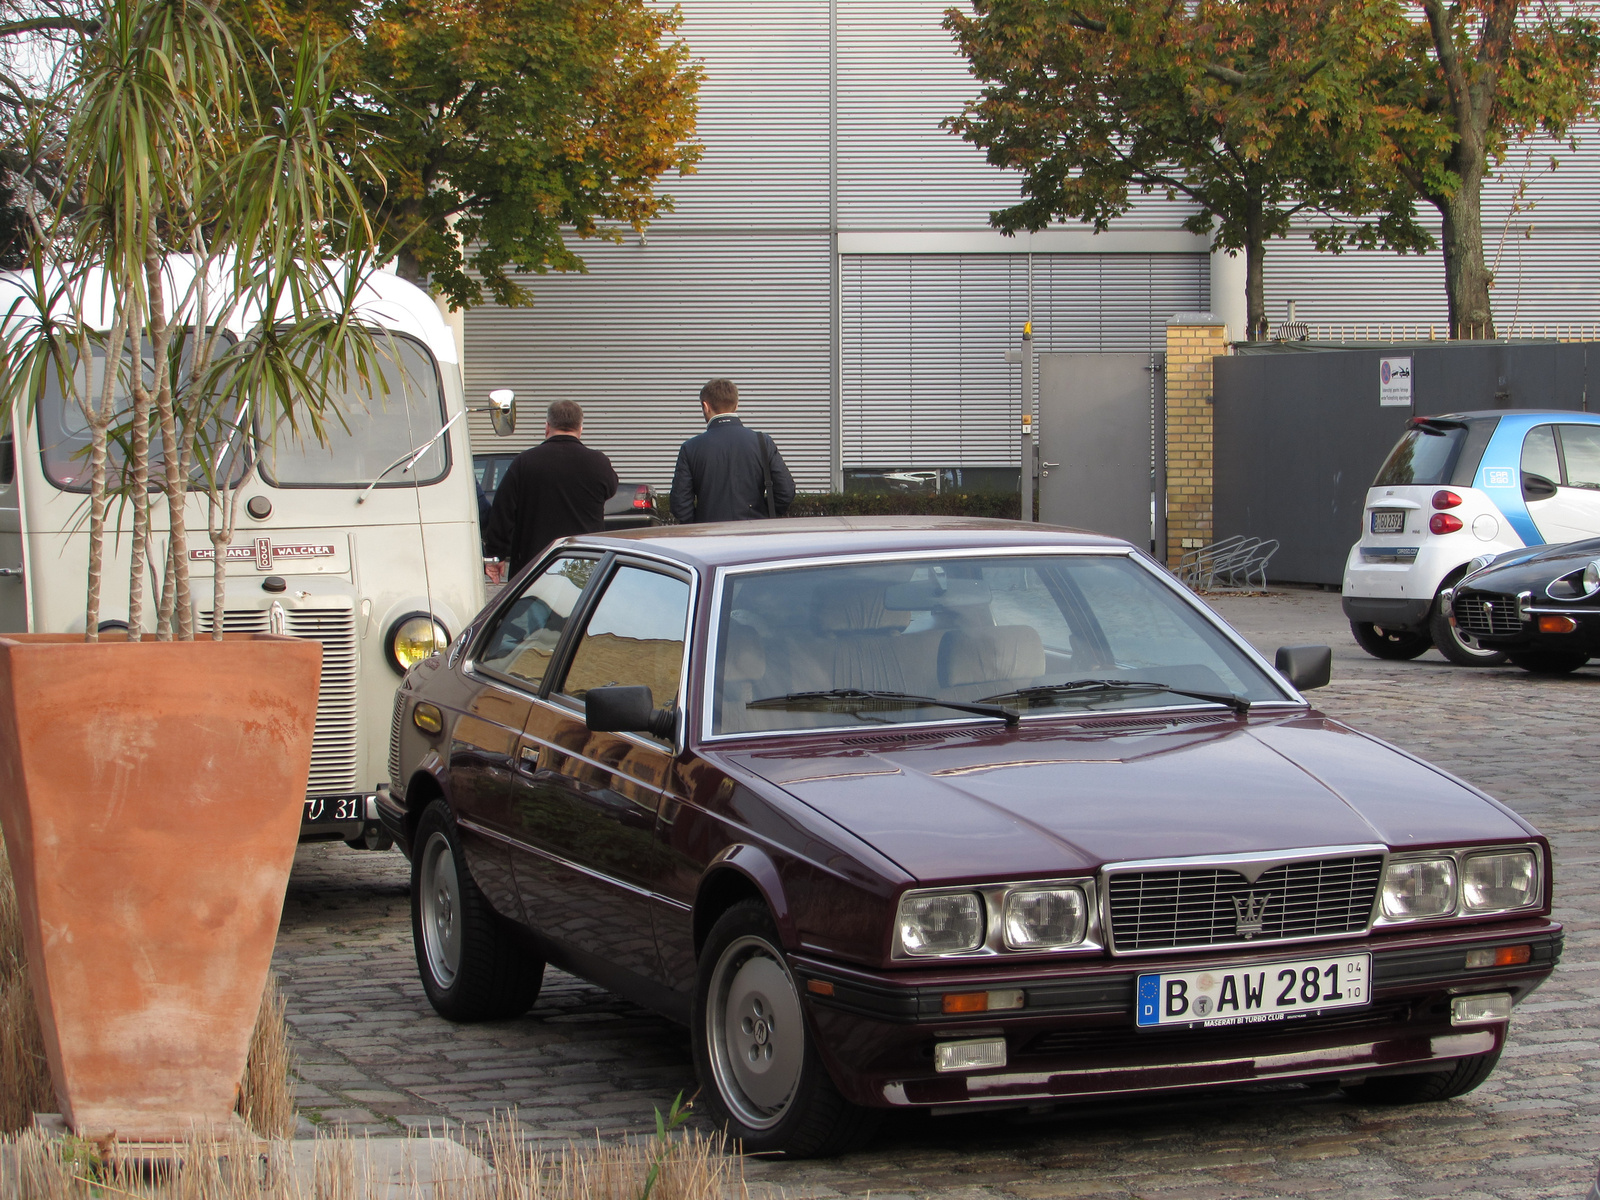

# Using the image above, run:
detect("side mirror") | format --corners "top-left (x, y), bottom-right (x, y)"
top-left (1521, 471), bottom-right (1557, 501)
top-left (1275, 644), bottom-right (1332, 692)
top-left (585, 684), bottom-right (676, 740)
top-left (488, 388), bottom-right (516, 437)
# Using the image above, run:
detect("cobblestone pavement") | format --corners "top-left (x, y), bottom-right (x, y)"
top-left (274, 588), bottom-right (1600, 1199)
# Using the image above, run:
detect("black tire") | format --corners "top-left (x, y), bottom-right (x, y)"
top-left (1508, 649), bottom-right (1590, 675)
top-left (1342, 1048), bottom-right (1502, 1104)
top-left (411, 799), bottom-right (544, 1022)
top-left (692, 899), bottom-right (880, 1157)
top-left (1429, 599), bottom-right (1509, 667)
top-left (345, 822), bottom-right (395, 852)
top-left (1349, 621), bottom-right (1431, 661)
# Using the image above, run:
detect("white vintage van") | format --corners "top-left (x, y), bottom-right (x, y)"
top-left (0, 261), bottom-right (510, 848)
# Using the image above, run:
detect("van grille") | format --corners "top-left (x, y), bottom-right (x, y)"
top-left (388, 690), bottom-right (405, 788)
top-left (199, 606), bottom-right (359, 795)
top-left (1106, 855), bottom-right (1384, 952)
top-left (1452, 591), bottom-right (1523, 638)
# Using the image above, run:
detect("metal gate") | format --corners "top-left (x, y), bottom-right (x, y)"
top-left (1038, 352), bottom-right (1165, 552)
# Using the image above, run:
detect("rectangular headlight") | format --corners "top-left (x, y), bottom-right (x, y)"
top-left (896, 891), bottom-right (985, 956)
top-left (1461, 850), bottom-right (1538, 913)
top-left (1382, 857), bottom-right (1456, 918)
top-left (1003, 886), bottom-right (1087, 949)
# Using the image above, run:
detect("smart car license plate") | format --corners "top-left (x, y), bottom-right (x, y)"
top-left (1370, 509), bottom-right (1407, 535)
top-left (1136, 953), bottom-right (1370, 1028)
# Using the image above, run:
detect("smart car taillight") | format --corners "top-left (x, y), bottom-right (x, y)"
top-left (1433, 490), bottom-right (1463, 510)
top-left (1430, 513), bottom-right (1464, 534)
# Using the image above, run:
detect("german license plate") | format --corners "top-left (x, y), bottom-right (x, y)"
top-left (1370, 509), bottom-right (1407, 535)
top-left (304, 795), bottom-right (364, 823)
top-left (1136, 953), bottom-right (1370, 1028)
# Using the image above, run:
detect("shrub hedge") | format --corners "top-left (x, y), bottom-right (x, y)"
top-left (652, 490), bottom-right (1023, 522)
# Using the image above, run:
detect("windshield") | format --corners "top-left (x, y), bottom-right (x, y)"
top-left (711, 554), bottom-right (1286, 735)
top-left (36, 334), bottom-right (249, 493)
top-left (256, 334), bottom-right (447, 488)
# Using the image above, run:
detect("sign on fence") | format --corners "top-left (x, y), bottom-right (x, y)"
top-left (1379, 357), bottom-right (1413, 407)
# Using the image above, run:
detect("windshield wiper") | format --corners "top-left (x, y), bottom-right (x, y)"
top-left (748, 688), bottom-right (1020, 728)
top-left (356, 410), bottom-right (462, 504)
top-left (977, 679), bottom-right (1252, 716)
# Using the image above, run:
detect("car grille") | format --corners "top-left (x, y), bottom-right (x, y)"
top-left (388, 690), bottom-right (406, 788)
top-left (1024, 1003), bottom-right (1413, 1057)
top-left (199, 605), bottom-right (360, 795)
top-left (1453, 591), bottom-right (1523, 638)
top-left (1106, 855), bottom-right (1384, 952)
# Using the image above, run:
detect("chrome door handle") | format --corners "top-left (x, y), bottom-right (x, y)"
top-left (516, 745), bottom-right (539, 772)
top-left (0, 566), bottom-right (21, 578)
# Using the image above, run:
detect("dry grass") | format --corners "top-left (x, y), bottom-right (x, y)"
top-left (0, 831), bottom-right (296, 1138)
top-left (0, 1115), bottom-right (748, 1200)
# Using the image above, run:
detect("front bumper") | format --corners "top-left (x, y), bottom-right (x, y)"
top-left (1451, 588), bottom-right (1600, 653)
top-left (792, 921), bottom-right (1560, 1111)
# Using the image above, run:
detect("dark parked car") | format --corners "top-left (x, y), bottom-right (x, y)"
top-left (382, 518), bottom-right (1559, 1156)
top-left (1445, 538), bottom-right (1600, 673)
top-left (473, 452), bottom-right (660, 533)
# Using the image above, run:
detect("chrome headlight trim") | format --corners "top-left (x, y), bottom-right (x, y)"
top-left (1372, 843), bottom-right (1545, 928)
top-left (891, 879), bottom-right (1102, 960)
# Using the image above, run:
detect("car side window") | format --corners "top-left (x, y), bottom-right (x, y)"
top-left (556, 564), bottom-right (691, 723)
top-left (476, 555), bottom-right (598, 688)
top-left (1558, 425), bottom-right (1600, 489)
top-left (1521, 425), bottom-right (1561, 483)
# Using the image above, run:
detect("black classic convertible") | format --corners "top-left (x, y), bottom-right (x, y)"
top-left (381, 519), bottom-right (1559, 1156)
top-left (1446, 537), bottom-right (1600, 673)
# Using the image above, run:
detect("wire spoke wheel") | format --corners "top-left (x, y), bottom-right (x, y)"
top-left (418, 830), bottom-right (462, 989)
top-left (707, 935), bottom-right (805, 1129)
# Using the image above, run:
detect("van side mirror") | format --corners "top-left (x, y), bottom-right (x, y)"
top-left (1275, 644), bottom-right (1332, 692)
top-left (1521, 471), bottom-right (1557, 501)
top-left (488, 389), bottom-right (516, 437)
top-left (585, 684), bottom-right (676, 740)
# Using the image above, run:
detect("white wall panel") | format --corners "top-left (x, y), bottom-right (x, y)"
top-left (465, 234), bottom-right (832, 490)
top-left (842, 253), bottom-right (1207, 467)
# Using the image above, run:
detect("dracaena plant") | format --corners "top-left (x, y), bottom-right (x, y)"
top-left (0, 0), bottom-right (391, 642)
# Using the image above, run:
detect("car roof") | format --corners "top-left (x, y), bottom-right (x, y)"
top-left (1426, 410), bottom-right (1600, 422)
top-left (554, 516), bottom-right (1131, 570)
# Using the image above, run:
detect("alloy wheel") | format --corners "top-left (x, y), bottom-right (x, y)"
top-left (419, 830), bottom-right (462, 988)
top-left (706, 934), bottom-right (805, 1129)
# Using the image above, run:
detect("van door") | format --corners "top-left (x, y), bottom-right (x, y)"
top-left (0, 434), bottom-right (26, 632)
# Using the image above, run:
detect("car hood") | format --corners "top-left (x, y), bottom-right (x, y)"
top-left (721, 714), bottom-right (1534, 883)
top-left (1468, 537), bottom-right (1600, 593)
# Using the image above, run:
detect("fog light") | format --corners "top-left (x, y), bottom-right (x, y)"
top-left (933, 1038), bottom-right (1007, 1073)
top-left (1465, 945), bottom-right (1532, 969)
top-left (1537, 614), bottom-right (1577, 633)
top-left (1451, 993), bottom-right (1513, 1025)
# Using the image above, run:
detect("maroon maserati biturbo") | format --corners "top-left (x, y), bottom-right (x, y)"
top-left (379, 518), bottom-right (1559, 1156)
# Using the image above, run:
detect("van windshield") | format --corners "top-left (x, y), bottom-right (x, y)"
top-left (256, 335), bottom-right (447, 488)
top-left (35, 335), bottom-right (249, 493)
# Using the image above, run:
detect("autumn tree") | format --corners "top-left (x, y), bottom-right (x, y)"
top-left (233, 0), bottom-right (702, 308)
top-left (947, 1), bottom-right (1425, 339)
top-left (1365, 1), bottom-right (1600, 338)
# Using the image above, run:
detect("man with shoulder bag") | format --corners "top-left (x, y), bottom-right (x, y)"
top-left (669, 379), bottom-right (796, 523)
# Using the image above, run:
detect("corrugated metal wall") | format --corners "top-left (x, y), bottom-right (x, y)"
top-left (842, 253), bottom-right (1207, 467)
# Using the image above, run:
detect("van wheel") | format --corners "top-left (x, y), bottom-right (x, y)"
top-left (693, 900), bottom-right (880, 1157)
top-left (1428, 601), bottom-right (1508, 667)
top-left (1349, 621), bottom-right (1430, 660)
top-left (1342, 1049), bottom-right (1501, 1104)
top-left (1508, 650), bottom-right (1589, 675)
top-left (411, 800), bottom-right (544, 1022)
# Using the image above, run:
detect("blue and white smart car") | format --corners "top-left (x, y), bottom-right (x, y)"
top-left (1343, 410), bottom-right (1600, 665)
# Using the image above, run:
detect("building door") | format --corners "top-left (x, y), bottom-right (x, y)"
top-left (1038, 352), bottom-right (1164, 552)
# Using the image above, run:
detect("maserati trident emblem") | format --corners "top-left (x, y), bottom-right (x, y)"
top-left (1232, 892), bottom-right (1270, 938)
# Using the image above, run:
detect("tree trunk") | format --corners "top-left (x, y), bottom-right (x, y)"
top-left (1244, 204), bottom-right (1268, 340)
top-left (395, 247), bottom-right (426, 287)
top-left (1437, 185), bottom-right (1495, 339)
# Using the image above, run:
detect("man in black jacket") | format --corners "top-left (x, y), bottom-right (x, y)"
top-left (670, 379), bottom-right (795, 524)
top-left (483, 400), bottom-right (617, 581)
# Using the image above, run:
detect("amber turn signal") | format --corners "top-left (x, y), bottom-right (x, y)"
top-left (1465, 944), bottom-right (1532, 969)
top-left (412, 702), bottom-right (444, 734)
top-left (806, 979), bottom-right (834, 996)
top-left (1537, 615), bottom-right (1578, 634)
top-left (942, 989), bottom-right (1024, 1014)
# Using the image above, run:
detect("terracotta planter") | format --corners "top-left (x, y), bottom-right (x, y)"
top-left (0, 633), bottom-right (320, 1140)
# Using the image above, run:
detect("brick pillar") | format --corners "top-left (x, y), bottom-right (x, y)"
top-left (1164, 313), bottom-right (1229, 566)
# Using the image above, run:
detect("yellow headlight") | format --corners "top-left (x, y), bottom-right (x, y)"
top-left (388, 615), bottom-right (449, 672)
